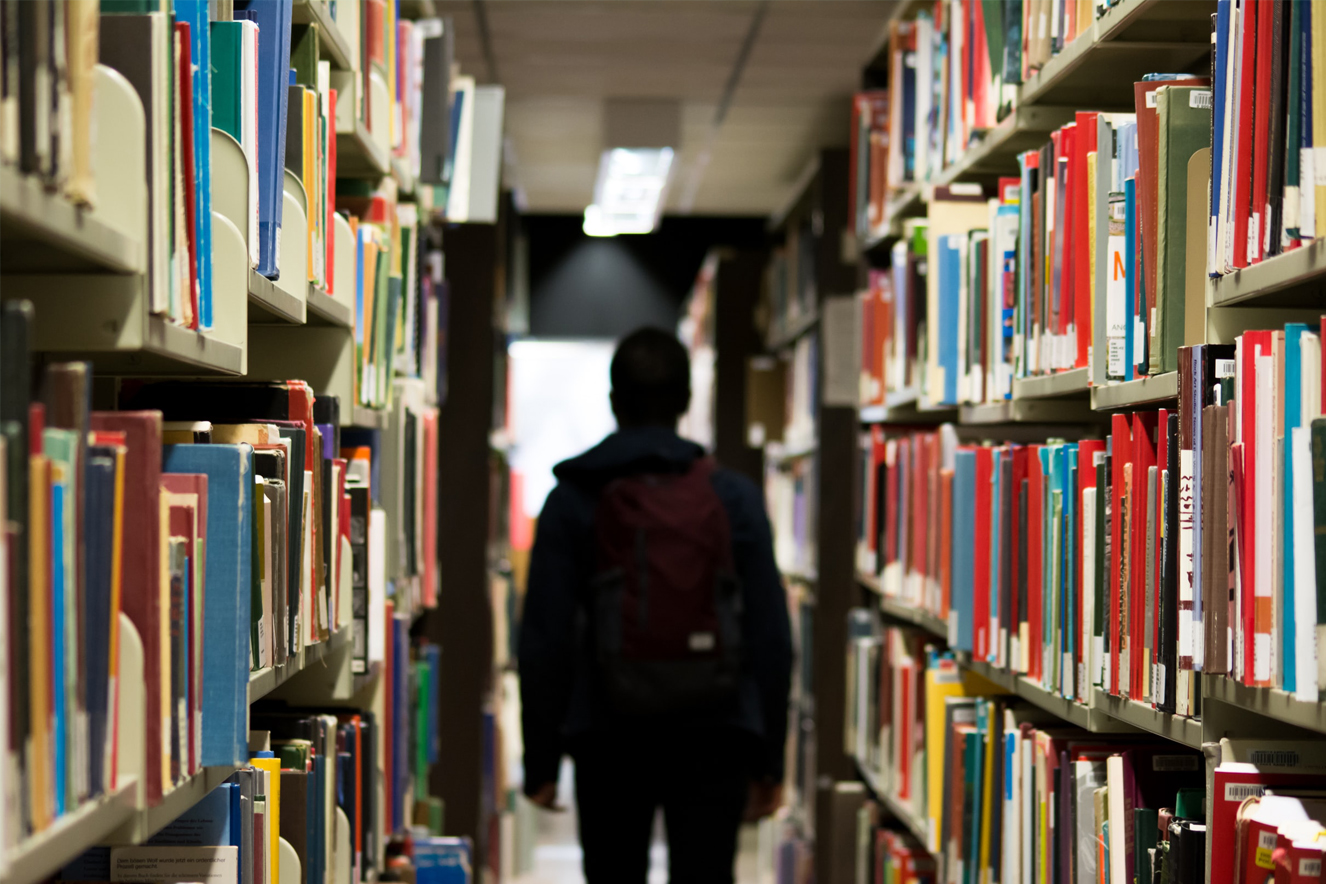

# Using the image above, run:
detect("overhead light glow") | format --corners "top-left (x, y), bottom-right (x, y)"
top-left (582, 147), bottom-right (674, 237)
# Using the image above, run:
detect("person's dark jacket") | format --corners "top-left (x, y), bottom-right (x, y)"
top-left (518, 426), bottom-right (793, 793)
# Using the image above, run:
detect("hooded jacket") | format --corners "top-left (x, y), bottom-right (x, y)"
top-left (518, 426), bottom-right (793, 792)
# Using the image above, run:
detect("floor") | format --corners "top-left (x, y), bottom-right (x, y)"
top-left (508, 762), bottom-right (762, 884)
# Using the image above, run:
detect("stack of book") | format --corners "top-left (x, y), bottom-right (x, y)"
top-left (857, 74), bottom-right (1224, 407)
top-left (855, 320), bottom-right (1326, 715)
top-left (848, 616), bottom-right (1245, 884)
top-left (853, 0), bottom-right (1121, 242)
top-left (1208, 0), bottom-right (1324, 275)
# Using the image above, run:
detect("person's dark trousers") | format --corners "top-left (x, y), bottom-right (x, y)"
top-left (572, 725), bottom-right (752, 884)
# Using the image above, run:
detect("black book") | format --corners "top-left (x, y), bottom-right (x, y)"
top-left (403, 409), bottom-right (418, 577)
top-left (1, 301), bottom-right (31, 783)
top-left (1265, 0), bottom-right (1290, 256)
top-left (277, 426), bottom-right (307, 653)
top-left (347, 484), bottom-right (370, 675)
top-left (419, 18), bottom-right (454, 187)
top-left (167, 537), bottom-right (187, 786)
top-left (873, 455), bottom-right (887, 577)
top-left (313, 394), bottom-right (341, 454)
top-left (1158, 412), bottom-right (1180, 714)
top-left (85, 447), bottom-right (117, 797)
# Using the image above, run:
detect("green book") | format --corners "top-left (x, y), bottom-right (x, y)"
top-left (1134, 807), bottom-right (1159, 884)
top-left (210, 22), bottom-right (243, 143)
top-left (1152, 85), bottom-right (1212, 375)
top-left (291, 24), bottom-right (321, 90)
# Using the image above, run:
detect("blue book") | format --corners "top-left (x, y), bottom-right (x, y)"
top-left (425, 644), bottom-right (441, 764)
top-left (163, 444), bottom-right (253, 767)
top-left (149, 782), bottom-right (234, 845)
top-left (953, 449), bottom-right (977, 652)
top-left (233, 0), bottom-right (292, 279)
top-left (939, 235), bottom-right (962, 404)
top-left (1124, 178), bottom-right (1138, 381)
top-left (174, 0), bottom-right (212, 328)
top-left (85, 448), bottom-right (118, 797)
top-left (52, 478), bottom-right (68, 815)
top-left (1066, 445), bottom-right (1079, 698)
top-left (423, 836), bottom-right (474, 884)
top-left (1283, 323), bottom-right (1309, 691)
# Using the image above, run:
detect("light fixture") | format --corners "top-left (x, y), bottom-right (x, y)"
top-left (583, 147), bottom-right (675, 237)
top-left (583, 99), bottom-right (680, 237)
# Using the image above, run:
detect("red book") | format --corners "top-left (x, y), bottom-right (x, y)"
top-left (175, 23), bottom-right (199, 329)
top-left (1110, 414), bottom-right (1132, 696)
top-left (913, 434), bottom-right (930, 592)
top-left (970, 0), bottom-right (992, 131)
top-left (885, 440), bottom-right (900, 571)
top-left (1134, 77), bottom-right (1212, 333)
top-left (1154, 408), bottom-right (1170, 689)
top-left (1027, 445), bottom-right (1045, 681)
top-left (1073, 112), bottom-right (1097, 368)
top-left (1231, 4), bottom-right (1259, 270)
top-left (1060, 124), bottom-right (1076, 350)
top-left (973, 446), bottom-right (993, 661)
top-left (1010, 446), bottom-right (1029, 671)
top-left (1130, 412), bottom-right (1158, 699)
top-left (940, 469), bottom-right (954, 620)
top-left (1250, 0), bottom-right (1274, 264)
top-left (1239, 330), bottom-right (1273, 683)
top-left (89, 411), bottom-right (164, 804)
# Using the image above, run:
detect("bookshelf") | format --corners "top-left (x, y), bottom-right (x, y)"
top-left (796, 0), bottom-right (1326, 881)
top-left (0, 1), bottom-right (496, 882)
top-left (0, 165), bottom-right (144, 275)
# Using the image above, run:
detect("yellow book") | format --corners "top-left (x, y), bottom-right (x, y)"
top-left (923, 653), bottom-right (1000, 854)
top-left (304, 87), bottom-right (317, 284)
top-left (977, 700), bottom-right (997, 879)
top-left (29, 455), bottom-right (50, 830)
top-left (251, 755), bottom-right (282, 884)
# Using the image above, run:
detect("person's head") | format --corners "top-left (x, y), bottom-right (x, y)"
top-left (609, 327), bottom-right (691, 429)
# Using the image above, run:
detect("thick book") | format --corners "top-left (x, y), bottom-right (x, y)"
top-left (1152, 86), bottom-right (1212, 375)
top-left (162, 445), bottom-right (252, 768)
top-left (89, 411), bottom-right (164, 803)
top-left (232, 0), bottom-right (292, 279)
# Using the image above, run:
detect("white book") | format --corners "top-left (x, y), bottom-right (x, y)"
top-left (111, 846), bottom-right (239, 884)
top-left (240, 21), bottom-right (260, 267)
top-left (1106, 754), bottom-right (1128, 884)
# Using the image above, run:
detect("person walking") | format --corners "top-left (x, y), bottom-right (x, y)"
top-left (518, 326), bottom-right (794, 884)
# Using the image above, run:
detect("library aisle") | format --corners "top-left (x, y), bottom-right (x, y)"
top-left (4, 1), bottom-right (1326, 884)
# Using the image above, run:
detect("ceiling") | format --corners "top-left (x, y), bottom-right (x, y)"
top-left (433, 0), bottom-right (896, 217)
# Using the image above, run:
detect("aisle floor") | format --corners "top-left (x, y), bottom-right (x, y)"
top-left (510, 763), bottom-right (761, 884)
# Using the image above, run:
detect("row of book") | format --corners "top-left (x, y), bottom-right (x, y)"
top-left (0, 303), bottom-right (441, 856)
top-left (851, 0), bottom-right (1125, 240)
top-left (0, 0), bottom-right (455, 339)
top-left (856, 318), bottom-right (1325, 715)
top-left (59, 682), bottom-right (463, 884)
top-left (858, 73), bottom-right (1218, 408)
top-left (847, 619), bottom-right (1326, 884)
top-left (1208, 0), bottom-right (1325, 275)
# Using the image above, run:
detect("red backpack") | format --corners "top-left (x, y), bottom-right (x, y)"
top-left (590, 457), bottom-right (744, 717)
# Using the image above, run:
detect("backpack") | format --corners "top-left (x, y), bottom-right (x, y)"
top-left (589, 457), bottom-right (744, 717)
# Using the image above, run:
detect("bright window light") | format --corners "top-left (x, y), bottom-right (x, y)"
top-left (582, 147), bottom-right (674, 237)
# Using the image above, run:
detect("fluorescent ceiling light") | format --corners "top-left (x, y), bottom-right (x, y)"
top-left (583, 147), bottom-right (674, 237)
